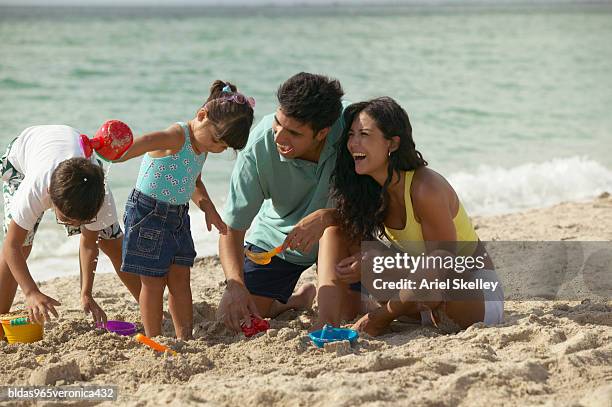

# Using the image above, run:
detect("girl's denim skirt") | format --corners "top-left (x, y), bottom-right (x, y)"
top-left (121, 188), bottom-right (196, 277)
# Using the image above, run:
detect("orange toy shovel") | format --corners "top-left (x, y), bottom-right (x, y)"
top-left (244, 245), bottom-right (283, 265)
top-left (135, 333), bottom-right (177, 355)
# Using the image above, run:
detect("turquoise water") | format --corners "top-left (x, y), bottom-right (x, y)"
top-left (1, 4), bottom-right (611, 279)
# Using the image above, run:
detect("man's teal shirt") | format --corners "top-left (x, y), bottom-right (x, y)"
top-left (222, 110), bottom-right (345, 266)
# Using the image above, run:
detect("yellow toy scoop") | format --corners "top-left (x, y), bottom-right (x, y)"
top-left (245, 245), bottom-right (283, 265)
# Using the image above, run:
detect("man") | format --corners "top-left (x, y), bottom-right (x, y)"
top-left (218, 72), bottom-right (361, 332)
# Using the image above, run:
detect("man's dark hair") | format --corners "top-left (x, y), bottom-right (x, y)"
top-left (276, 72), bottom-right (344, 134)
top-left (49, 158), bottom-right (105, 221)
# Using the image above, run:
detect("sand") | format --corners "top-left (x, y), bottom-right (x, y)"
top-left (1, 195), bottom-right (611, 406)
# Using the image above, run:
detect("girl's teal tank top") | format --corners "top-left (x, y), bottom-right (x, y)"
top-left (135, 122), bottom-right (207, 205)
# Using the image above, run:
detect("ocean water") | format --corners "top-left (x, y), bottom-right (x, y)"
top-left (0, 4), bottom-right (611, 280)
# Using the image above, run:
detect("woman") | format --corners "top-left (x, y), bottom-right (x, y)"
top-left (328, 97), bottom-right (503, 336)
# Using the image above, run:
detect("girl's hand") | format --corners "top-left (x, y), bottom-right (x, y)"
top-left (201, 201), bottom-right (228, 235)
top-left (335, 254), bottom-right (361, 284)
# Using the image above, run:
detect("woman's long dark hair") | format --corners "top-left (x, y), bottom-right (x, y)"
top-left (331, 97), bottom-right (428, 241)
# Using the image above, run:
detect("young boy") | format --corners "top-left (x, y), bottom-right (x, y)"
top-left (0, 125), bottom-right (140, 324)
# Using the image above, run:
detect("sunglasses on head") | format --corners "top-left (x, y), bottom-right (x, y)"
top-left (219, 93), bottom-right (256, 109)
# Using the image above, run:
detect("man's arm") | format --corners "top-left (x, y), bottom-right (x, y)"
top-left (79, 228), bottom-right (107, 323)
top-left (2, 220), bottom-right (60, 323)
top-left (217, 146), bottom-right (266, 332)
top-left (217, 226), bottom-right (262, 332)
top-left (219, 227), bottom-right (247, 285)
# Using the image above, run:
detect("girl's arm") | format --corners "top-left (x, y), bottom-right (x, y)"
top-left (114, 125), bottom-right (184, 162)
top-left (192, 174), bottom-right (228, 234)
top-left (192, 173), bottom-right (213, 210)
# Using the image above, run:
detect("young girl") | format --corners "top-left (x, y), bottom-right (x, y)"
top-left (116, 80), bottom-right (254, 339)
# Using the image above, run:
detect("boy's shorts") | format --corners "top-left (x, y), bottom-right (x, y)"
top-left (1, 138), bottom-right (122, 246)
top-left (121, 188), bottom-right (196, 277)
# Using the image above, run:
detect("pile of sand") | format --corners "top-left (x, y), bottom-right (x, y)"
top-left (1, 196), bottom-right (611, 406)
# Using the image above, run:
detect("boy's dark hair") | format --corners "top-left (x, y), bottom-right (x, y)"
top-left (49, 158), bottom-right (105, 222)
top-left (202, 80), bottom-right (254, 150)
top-left (276, 72), bottom-right (344, 135)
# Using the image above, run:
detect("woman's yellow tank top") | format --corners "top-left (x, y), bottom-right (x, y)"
top-left (384, 170), bottom-right (479, 255)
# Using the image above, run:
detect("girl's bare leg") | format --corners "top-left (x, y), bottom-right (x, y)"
top-left (139, 275), bottom-right (166, 338)
top-left (167, 264), bottom-right (193, 340)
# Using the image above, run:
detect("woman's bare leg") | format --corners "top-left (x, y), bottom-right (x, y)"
top-left (314, 226), bottom-right (361, 329)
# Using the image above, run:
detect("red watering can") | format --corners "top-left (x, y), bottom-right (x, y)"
top-left (80, 120), bottom-right (133, 161)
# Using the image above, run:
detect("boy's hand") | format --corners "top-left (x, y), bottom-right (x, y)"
top-left (81, 295), bottom-right (108, 324)
top-left (25, 291), bottom-right (61, 324)
top-left (201, 200), bottom-right (228, 235)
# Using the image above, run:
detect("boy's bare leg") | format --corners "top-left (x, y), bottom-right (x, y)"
top-left (0, 245), bottom-right (33, 314)
top-left (139, 275), bottom-right (165, 338)
top-left (98, 237), bottom-right (141, 301)
top-left (166, 264), bottom-right (192, 340)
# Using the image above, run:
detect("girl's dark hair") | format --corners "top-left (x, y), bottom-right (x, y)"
top-left (331, 97), bottom-right (428, 241)
top-left (50, 157), bottom-right (105, 221)
top-left (202, 80), bottom-right (254, 150)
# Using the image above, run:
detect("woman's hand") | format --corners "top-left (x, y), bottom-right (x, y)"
top-left (335, 247), bottom-right (387, 284)
top-left (335, 254), bottom-right (361, 284)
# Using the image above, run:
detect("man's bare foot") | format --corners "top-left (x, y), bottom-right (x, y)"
top-left (287, 283), bottom-right (316, 310)
top-left (352, 307), bottom-right (395, 336)
top-left (268, 283), bottom-right (317, 318)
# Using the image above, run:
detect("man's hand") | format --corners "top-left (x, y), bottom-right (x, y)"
top-left (25, 291), bottom-right (60, 324)
top-left (283, 209), bottom-right (334, 254)
top-left (216, 280), bottom-right (260, 332)
top-left (81, 294), bottom-right (108, 324)
top-left (201, 200), bottom-right (228, 235)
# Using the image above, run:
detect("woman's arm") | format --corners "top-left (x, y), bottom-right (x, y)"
top-left (114, 125), bottom-right (183, 162)
top-left (411, 169), bottom-right (457, 251)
